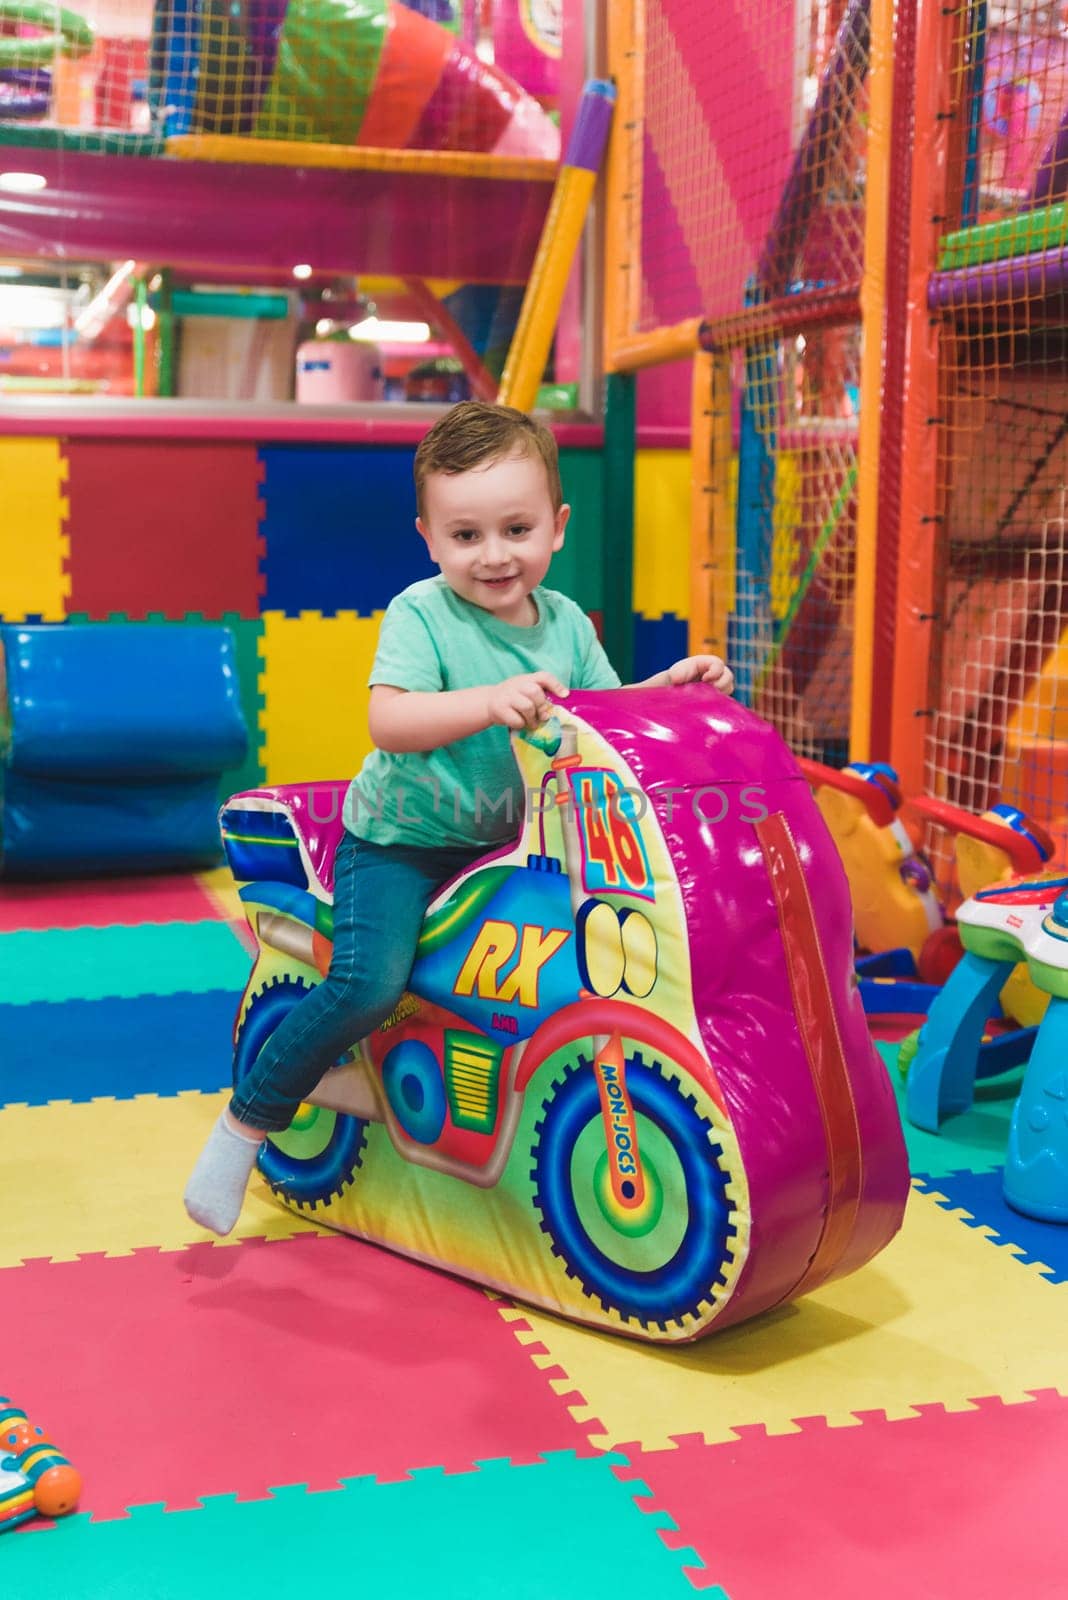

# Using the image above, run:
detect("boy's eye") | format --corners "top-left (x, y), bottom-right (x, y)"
top-left (507, 524), bottom-right (530, 537)
top-left (453, 529), bottom-right (478, 542)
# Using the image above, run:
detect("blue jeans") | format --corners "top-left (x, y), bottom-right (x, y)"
top-left (230, 830), bottom-right (487, 1133)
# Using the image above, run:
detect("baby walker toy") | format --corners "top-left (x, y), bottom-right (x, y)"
top-left (906, 869), bottom-right (1068, 1222)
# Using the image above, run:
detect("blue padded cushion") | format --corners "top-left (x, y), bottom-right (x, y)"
top-left (1, 770), bottom-right (225, 874)
top-left (0, 624), bottom-right (248, 779)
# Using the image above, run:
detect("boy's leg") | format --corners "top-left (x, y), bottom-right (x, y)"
top-left (183, 833), bottom-right (482, 1234)
top-left (229, 835), bottom-right (484, 1130)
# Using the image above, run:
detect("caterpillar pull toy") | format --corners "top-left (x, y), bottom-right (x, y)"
top-left (0, 1398), bottom-right (81, 1533)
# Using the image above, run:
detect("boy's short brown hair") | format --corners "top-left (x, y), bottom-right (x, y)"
top-left (414, 401), bottom-right (562, 519)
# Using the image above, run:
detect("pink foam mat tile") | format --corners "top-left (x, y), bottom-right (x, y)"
top-left (9, 1234), bottom-right (602, 1521)
top-left (609, 1390), bottom-right (1068, 1600)
top-left (0, 873), bottom-right (224, 932)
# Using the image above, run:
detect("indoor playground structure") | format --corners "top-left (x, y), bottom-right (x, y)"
top-left (3, 1), bottom-right (1068, 1597)
top-left (0, 0), bottom-right (573, 399)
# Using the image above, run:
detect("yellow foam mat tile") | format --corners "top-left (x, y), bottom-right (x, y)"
top-left (0, 438), bottom-right (70, 620)
top-left (197, 866), bottom-right (247, 922)
top-left (496, 1184), bottom-right (1068, 1450)
top-left (0, 1092), bottom-right (327, 1266)
top-left (259, 611), bottom-right (384, 787)
top-left (634, 449), bottom-right (691, 623)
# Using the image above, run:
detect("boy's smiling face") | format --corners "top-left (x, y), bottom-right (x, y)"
top-left (416, 448), bottom-right (569, 626)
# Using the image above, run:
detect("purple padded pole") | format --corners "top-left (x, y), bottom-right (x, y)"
top-left (565, 78), bottom-right (615, 172)
top-left (1025, 105), bottom-right (1068, 210)
top-left (929, 241), bottom-right (1068, 310)
top-left (756, 0), bottom-right (871, 297)
top-left (0, 67), bottom-right (52, 119)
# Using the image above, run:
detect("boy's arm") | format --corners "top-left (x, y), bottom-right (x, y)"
top-left (627, 654), bottom-right (735, 695)
top-left (571, 606), bottom-right (733, 697)
top-left (369, 685), bottom-right (495, 752)
top-left (369, 673), bottom-right (567, 753)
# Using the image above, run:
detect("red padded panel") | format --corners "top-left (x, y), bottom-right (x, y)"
top-left (64, 442), bottom-right (265, 619)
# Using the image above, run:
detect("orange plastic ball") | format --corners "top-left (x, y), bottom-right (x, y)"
top-left (33, 1464), bottom-right (82, 1518)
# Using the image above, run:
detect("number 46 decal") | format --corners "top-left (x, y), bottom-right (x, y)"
top-left (566, 768), bottom-right (655, 900)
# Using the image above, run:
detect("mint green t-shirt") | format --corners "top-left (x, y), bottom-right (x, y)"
top-left (345, 576), bottom-right (621, 848)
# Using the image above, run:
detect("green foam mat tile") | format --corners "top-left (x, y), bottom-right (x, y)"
top-left (876, 1040), bottom-right (1015, 1177)
top-left (0, 921), bottom-right (251, 1005)
top-left (4, 1454), bottom-right (718, 1599)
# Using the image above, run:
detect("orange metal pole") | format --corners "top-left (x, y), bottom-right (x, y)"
top-left (701, 286), bottom-right (860, 350)
top-left (690, 352), bottom-right (714, 656)
top-left (889, 0), bottom-right (966, 796)
top-left (849, 0), bottom-right (894, 761)
top-left (609, 318), bottom-right (703, 373)
top-left (689, 350), bottom-right (733, 657)
top-left (603, 0), bottom-right (644, 371)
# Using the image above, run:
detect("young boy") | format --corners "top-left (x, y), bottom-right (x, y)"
top-left (184, 401), bottom-right (733, 1235)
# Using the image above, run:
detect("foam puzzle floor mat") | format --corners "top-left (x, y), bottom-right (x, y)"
top-left (2, 877), bottom-right (1067, 1598)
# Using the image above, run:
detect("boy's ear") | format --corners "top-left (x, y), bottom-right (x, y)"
top-left (415, 517), bottom-right (438, 563)
top-left (552, 502), bottom-right (571, 551)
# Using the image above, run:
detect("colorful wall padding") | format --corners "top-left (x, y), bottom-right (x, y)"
top-left (0, 432), bottom-right (619, 801)
top-left (633, 446), bottom-right (690, 678)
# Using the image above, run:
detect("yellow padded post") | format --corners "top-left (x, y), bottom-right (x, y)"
top-left (634, 448), bottom-right (692, 623)
top-left (0, 439), bottom-right (70, 621)
top-left (258, 611), bottom-right (384, 787)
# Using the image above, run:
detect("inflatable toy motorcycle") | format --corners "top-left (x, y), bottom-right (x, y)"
top-left (220, 687), bottom-right (908, 1343)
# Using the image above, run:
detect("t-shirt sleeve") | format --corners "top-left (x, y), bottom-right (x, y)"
top-left (574, 607), bottom-right (623, 690)
top-left (368, 594), bottom-right (444, 692)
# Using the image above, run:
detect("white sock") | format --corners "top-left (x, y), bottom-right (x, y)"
top-left (183, 1108), bottom-right (265, 1237)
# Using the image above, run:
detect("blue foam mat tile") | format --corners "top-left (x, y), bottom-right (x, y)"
top-left (258, 445), bottom-right (431, 616)
top-left (0, 989), bottom-right (235, 1107)
top-left (913, 1168), bottom-right (1068, 1283)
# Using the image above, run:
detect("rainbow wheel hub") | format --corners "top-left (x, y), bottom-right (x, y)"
top-left (531, 1051), bottom-right (736, 1329)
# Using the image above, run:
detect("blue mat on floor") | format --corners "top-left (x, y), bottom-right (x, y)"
top-left (0, 989), bottom-right (236, 1106)
top-left (914, 1168), bottom-right (1068, 1284)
